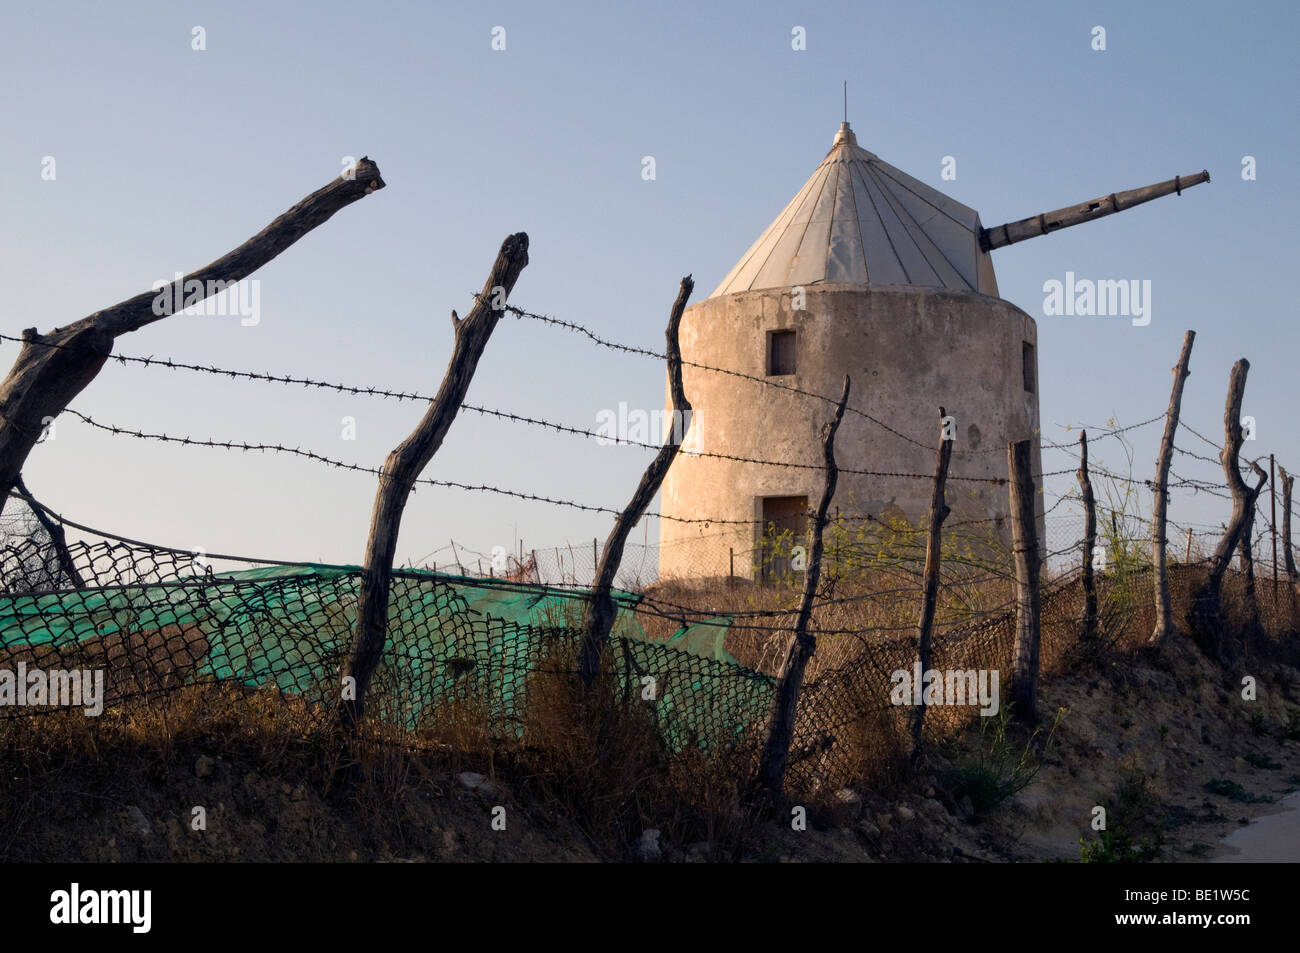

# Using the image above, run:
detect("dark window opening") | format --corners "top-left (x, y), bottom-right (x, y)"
top-left (1022, 341), bottom-right (1036, 393)
top-left (760, 495), bottom-right (808, 583)
top-left (768, 329), bottom-right (796, 376)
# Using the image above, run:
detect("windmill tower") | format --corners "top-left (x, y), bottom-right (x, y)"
top-left (659, 120), bottom-right (1206, 581)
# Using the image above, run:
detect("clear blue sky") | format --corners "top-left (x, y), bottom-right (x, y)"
top-left (1, 0), bottom-right (1296, 567)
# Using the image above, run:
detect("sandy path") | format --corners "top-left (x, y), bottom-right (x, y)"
top-left (1211, 791), bottom-right (1300, 863)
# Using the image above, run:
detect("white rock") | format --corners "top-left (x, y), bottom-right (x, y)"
top-left (457, 771), bottom-right (500, 796)
top-left (124, 805), bottom-right (151, 836)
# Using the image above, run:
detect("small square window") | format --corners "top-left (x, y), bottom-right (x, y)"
top-left (1022, 341), bottom-right (1036, 393)
top-left (769, 329), bottom-right (796, 376)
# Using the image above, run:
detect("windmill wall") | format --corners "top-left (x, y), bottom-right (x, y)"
top-left (658, 284), bottom-right (1044, 580)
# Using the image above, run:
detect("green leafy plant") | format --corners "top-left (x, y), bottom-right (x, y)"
top-left (1282, 708), bottom-right (1300, 741)
top-left (1244, 752), bottom-right (1281, 770)
top-left (944, 706), bottom-right (1063, 818)
top-left (1079, 771), bottom-right (1162, 863)
top-left (1080, 827), bottom-right (1160, 863)
top-left (1204, 778), bottom-right (1270, 803)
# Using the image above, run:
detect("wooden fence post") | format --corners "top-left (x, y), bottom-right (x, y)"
top-left (1008, 439), bottom-right (1041, 722)
top-left (340, 233), bottom-right (529, 729)
top-left (1270, 454), bottom-right (1279, 608)
top-left (12, 476), bottom-right (86, 588)
top-left (1238, 501), bottom-right (1262, 634)
top-left (1193, 359), bottom-right (1268, 659)
top-left (0, 159), bottom-right (386, 520)
top-left (909, 406), bottom-right (954, 762)
top-left (1076, 431), bottom-right (1098, 641)
top-left (756, 376), bottom-right (851, 810)
top-left (1151, 330), bottom-right (1195, 644)
top-left (1279, 465), bottom-right (1297, 588)
top-left (579, 277), bottom-right (695, 688)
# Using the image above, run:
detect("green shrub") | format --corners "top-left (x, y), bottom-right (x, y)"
top-left (944, 706), bottom-right (1062, 818)
top-left (1079, 771), bottom-right (1162, 863)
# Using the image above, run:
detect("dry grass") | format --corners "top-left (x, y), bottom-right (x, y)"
top-left (3, 552), bottom-right (1298, 862)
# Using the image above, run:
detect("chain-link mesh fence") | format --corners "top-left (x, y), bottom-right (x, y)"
top-left (2, 492), bottom-right (1297, 802)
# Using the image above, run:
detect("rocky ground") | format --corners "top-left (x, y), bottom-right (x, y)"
top-left (760, 629), bottom-right (1300, 864)
top-left (4, 627), bottom-right (1298, 863)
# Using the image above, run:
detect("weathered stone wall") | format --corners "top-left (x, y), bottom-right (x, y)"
top-left (658, 284), bottom-right (1044, 580)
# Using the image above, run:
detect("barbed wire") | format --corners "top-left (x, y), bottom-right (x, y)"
top-left (461, 402), bottom-right (1007, 484)
top-left (1174, 443), bottom-right (1223, 467)
top-left (55, 401), bottom-right (1163, 541)
top-left (4, 331), bottom-right (1013, 484)
top-left (1, 486), bottom-right (1057, 640)
top-left (489, 299), bottom-right (1015, 458)
top-left (10, 330), bottom-right (1276, 552)
top-left (0, 331), bottom-right (433, 403)
top-left (65, 408), bottom-right (999, 528)
top-left (60, 409), bottom-right (765, 526)
top-left (1179, 420), bottom-right (1226, 452)
top-left (19, 328), bottom-right (1267, 500)
top-left (9, 474), bottom-right (1287, 650)
top-left (1039, 414), bottom-right (1166, 451)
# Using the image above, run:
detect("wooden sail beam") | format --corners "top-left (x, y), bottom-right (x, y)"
top-left (980, 170), bottom-right (1210, 252)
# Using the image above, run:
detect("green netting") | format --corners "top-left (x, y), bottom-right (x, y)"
top-left (666, 616), bottom-right (738, 664)
top-left (0, 561), bottom-right (774, 751)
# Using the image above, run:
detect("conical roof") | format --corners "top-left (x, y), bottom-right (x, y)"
top-left (710, 123), bottom-right (998, 298)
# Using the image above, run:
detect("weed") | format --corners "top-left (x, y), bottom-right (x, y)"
top-left (1204, 779), bottom-right (1270, 803)
top-left (1281, 709), bottom-right (1300, 742)
top-left (1243, 753), bottom-right (1281, 770)
top-left (1079, 770), bottom-right (1162, 862)
top-left (943, 706), bottom-right (1063, 819)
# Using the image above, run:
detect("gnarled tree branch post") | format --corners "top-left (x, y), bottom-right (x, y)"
top-left (0, 159), bottom-right (386, 519)
top-left (909, 406), bottom-right (953, 763)
top-left (756, 376), bottom-right (850, 812)
top-left (1077, 431), bottom-right (1098, 642)
top-left (1280, 464), bottom-right (1299, 618)
top-left (1238, 493), bottom-right (1263, 634)
top-left (1192, 359), bottom-right (1268, 660)
top-left (578, 276), bottom-right (695, 689)
top-left (1008, 438), bottom-right (1042, 722)
top-left (1270, 455), bottom-right (1279, 608)
top-left (1151, 330), bottom-right (1195, 644)
top-left (1279, 465), bottom-right (1297, 590)
top-left (340, 233), bottom-right (530, 729)
top-left (11, 476), bottom-right (85, 588)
